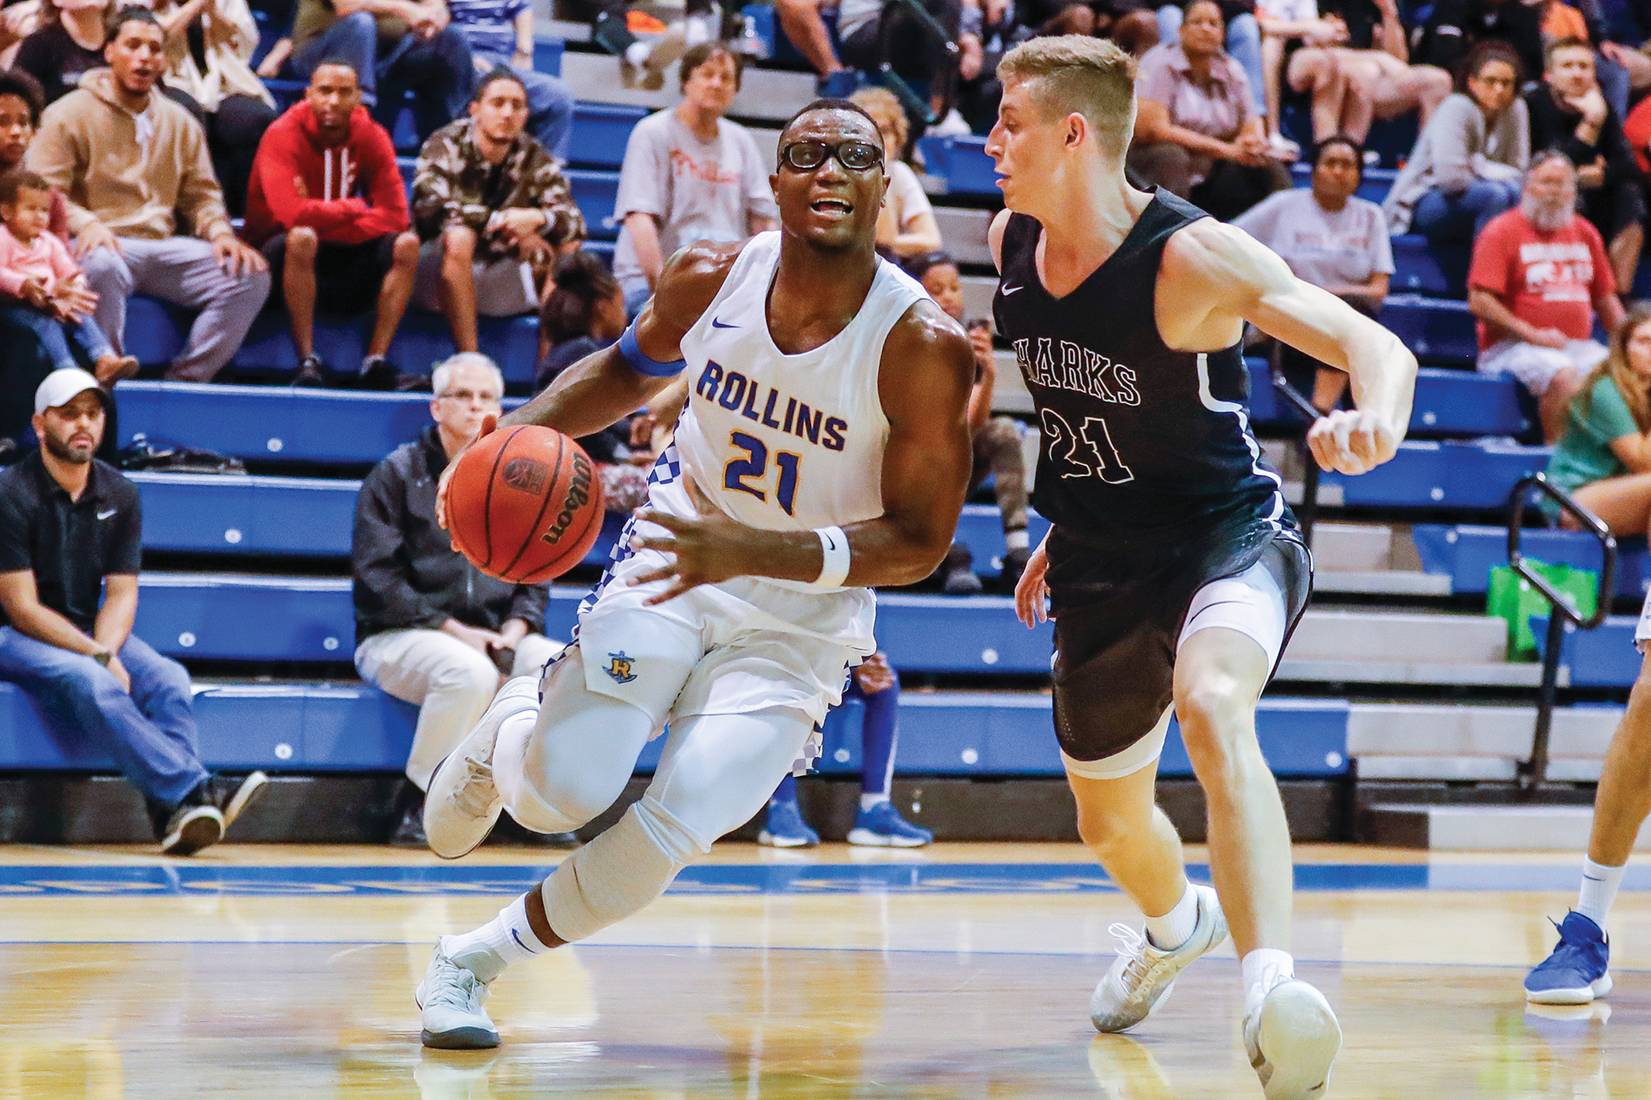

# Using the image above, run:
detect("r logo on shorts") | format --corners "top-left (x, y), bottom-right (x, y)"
top-left (605, 651), bottom-right (638, 684)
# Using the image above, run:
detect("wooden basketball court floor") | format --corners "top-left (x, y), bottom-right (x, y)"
top-left (3, 842), bottom-right (1650, 1098)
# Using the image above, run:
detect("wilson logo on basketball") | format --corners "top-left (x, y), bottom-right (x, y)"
top-left (501, 457), bottom-right (548, 495)
top-left (542, 453), bottom-right (594, 544)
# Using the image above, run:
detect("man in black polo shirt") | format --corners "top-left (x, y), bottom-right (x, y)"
top-left (0, 369), bottom-right (268, 854)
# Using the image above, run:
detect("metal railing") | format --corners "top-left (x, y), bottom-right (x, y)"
top-left (1269, 363), bottom-right (1322, 549)
top-left (1507, 473), bottom-right (1617, 792)
top-left (870, 0), bottom-right (960, 128)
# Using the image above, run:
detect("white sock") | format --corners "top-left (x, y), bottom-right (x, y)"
top-left (1241, 948), bottom-right (1296, 1017)
top-left (1576, 857), bottom-right (1626, 931)
top-left (1005, 528), bottom-right (1030, 552)
top-left (859, 793), bottom-right (889, 813)
top-left (624, 41), bottom-right (650, 66)
top-left (442, 894), bottom-right (548, 983)
top-left (1143, 883), bottom-right (1199, 950)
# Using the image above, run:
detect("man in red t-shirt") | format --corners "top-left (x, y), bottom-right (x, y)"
top-left (1468, 151), bottom-right (1627, 441)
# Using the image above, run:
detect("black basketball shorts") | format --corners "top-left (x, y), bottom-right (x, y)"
top-left (1047, 525), bottom-right (1312, 780)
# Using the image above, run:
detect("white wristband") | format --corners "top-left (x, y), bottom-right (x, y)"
top-left (813, 526), bottom-right (851, 588)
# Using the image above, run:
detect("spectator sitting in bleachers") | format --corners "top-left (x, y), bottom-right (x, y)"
top-left (445, 0), bottom-right (573, 161)
top-left (15, 0), bottom-right (116, 104)
top-left (1156, 0), bottom-right (1267, 140)
top-left (851, 87), bottom-right (942, 261)
top-left (411, 67), bottom-right (584, 353)
top-left (145, 0), bottom-right (277, 219)
top-left (955, 0), bottom-right (1039, 133)
top-left (0, 67), bottom-right (78, 452)
top-left (758, 653), bottom-right (934, 847)
top-left (352, 351), bottom-right (567, 848)
top-left (611, 42), bottom-right (775, 316)
top-left (0, 3), bottom-right (41, 70)
top-left (1414, 0), bottom-right (1545, 86)
top-left (1273, 0), bottom-right (1451, 147)
top-left (1235, 135), bottom-right (1390, 411)
top-left (1469, 150), bottom-right (1626, 441)
top-left (1385, 41), bottom-right (1528, 243)
top-left (776, 0), bottom-right (970, 104)
top-left (535, 250), bottom-right (656, 516)
top-left (283, 0), bottom-right (473, 146)
top-left (0, 169), bottom-right (135, 383)
top-left (1528, 36), bottom-right (1646, 291)
top-left (1130, 0), bottom-right (1290, 220)
top-left (246, 58), bottom-right (421, 389)
top-left (26, 8), bottom-right (271, 381)
top-left (0, 369), bottom-right (269, 855)
top-left (1545, 306), bottom-right (1651, 533)
top-left (585, 0), bottom-right (713, 93)
top-left (906, 249), bottom-right (1031, 593)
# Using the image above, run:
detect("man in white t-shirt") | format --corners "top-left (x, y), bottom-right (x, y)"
top-left (612, 43), bottom-right (778, 313)
top-left (1234, 135), bottom-right (1394, 410)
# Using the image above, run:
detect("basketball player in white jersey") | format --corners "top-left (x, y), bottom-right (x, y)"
top-left (984, 37), bottom-right (1417, 1099)
top-left (410, 99), bottom-right (976, 1049)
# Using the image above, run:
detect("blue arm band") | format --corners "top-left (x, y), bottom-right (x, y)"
top-left (618, 323), bottom-right (687, 378)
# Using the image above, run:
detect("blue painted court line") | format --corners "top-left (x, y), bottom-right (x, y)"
top-left (0, 861), bottom-right (1646, 896)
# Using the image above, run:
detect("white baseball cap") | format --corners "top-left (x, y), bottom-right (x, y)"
top-left (34, 369), bottom-right (109, 416)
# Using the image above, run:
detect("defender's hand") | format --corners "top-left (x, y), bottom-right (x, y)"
top-left (1307, 408), bottom-right (1399, 475)
top-left (436, 413), bottom-right (497, 540)
top-left (628, 478), bottom-right (745, 605)
top-left (1014, 536), bottom-right (1050, 628)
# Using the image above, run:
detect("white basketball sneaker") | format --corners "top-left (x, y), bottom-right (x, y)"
top-left (423, 675), bottom-right (539, 859)
top-left (1090, 883), bottom-right (1228, 1033)
top-left (417, 937), bottom-right (500, 1049)
top-left (1243, 976), bottom-right (1342, 1099)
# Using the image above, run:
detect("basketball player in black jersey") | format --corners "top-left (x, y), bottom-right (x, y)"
top-left (984, 37), bottom-right (1417, 1100)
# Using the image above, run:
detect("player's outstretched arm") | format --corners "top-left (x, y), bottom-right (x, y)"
top-left (627, 300), bottom-right (976, 602)
top-left (1169, 219), bottom-right (1418, 476)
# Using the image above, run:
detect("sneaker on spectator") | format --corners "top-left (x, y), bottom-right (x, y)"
top-left (159, 799), bottom-right (224, 856)
top-left (1266, 133), bottom-right (1300, 161)
top-left (928, 108), bottom-right (971, 137)
top-left (391, 801), bottom-right (429, 848)
top-left (293, 355), bottom-right (327, 387)
top-left (358, 355), bottom-right (425, 392)
top-left (817, 70), bottom-right (859, 98)
top-left (93, 353), bottom-right (139, 389)
top-left (848, 801), bottom-right (932, 847)
top-left (758, 799), bottom-right (820, 848)
top-left (208, 771), bottom-right (270, 832)
top-left (999, 546), bottom-right (1031, 594)
top-left (942, 543), bottom-right (983, 595)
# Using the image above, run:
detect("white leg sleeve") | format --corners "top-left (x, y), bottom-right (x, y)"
top-left (492, 646), bottom-right (657, 835)
top-left (541, 706), bottom-right (814, 943)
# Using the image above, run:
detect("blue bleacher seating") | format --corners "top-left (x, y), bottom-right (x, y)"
top-left (1533, 615), bottom-right (1642, 688)
top-left (1413, 525), bottom-right (1651, 598)
top-left (0, 679), bottom-right (1348, 778)
top-left (1246, 361), bottom-right (1530, 438)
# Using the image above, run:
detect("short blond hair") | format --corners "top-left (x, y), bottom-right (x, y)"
top-left (998, 35), bottom-right (1137, 155)
top-left (850, 86), bottom-right (909, 161)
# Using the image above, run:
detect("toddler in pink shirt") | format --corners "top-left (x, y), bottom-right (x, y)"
top-left (0, 169), bottom-right (135, 384)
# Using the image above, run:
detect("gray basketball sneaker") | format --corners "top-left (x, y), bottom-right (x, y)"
top-left (1243, 976), bottom-right (1342, 1099)
top-left (1089, 883), bottom-right (1228, 1033)
top-left (423, 676), bottom-right (538, 859)
top-left (417, 938), bottom-right (500, 1049)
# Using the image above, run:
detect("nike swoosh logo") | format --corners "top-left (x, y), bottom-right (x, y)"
top-left (1001, 285), bottom-right (1023, 296)
top-left (711, 317), bottom-right (739, 329)
top-left (96, 509), bottom-right (117, 521)
top-left (823, 533), bottom-right (838, 551)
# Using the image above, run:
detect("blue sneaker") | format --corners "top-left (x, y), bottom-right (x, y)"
top-left (758, 799), bottom-right (819, 848)
top-left (847, 801), bottom-right (933, 847)
top-left (1525, 911), bottom-right (1612, 1005)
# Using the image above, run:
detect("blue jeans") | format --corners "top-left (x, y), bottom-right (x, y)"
top-left (290, 14), bottom-right (475, 141)
top-left (0, 628), bottom-right (210, 812)
top-left (1156, 7), bottom-right (1266, 116)
top-left (474, 52), bottom-right (574, 161)
top-left (0, 302), bottom-right (113, 372)
top-left (1412, 179), bottom-right (1521, 245)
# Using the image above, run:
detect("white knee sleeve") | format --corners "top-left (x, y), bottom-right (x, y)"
top-left (539, 794), bottom-right (707, 942)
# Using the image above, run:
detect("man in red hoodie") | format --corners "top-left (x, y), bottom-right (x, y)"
top-left (246, 59), bottom-right (421, 389)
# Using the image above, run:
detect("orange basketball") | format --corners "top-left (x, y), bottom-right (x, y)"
top-left (448, 425), bottom-right (605, 585)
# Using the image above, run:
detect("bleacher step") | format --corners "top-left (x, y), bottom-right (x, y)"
top-left (561, 52), bottom-right (812, 122)
top-left (1347, 703), bottom-right (1620, 763)
top-left (1288, 609), bottom-right (1506, 663)
top-left (1360, 803), bottom-right (1651, 851)
top-left (1276, 659), bottom-right (1544, 687)
top-left (1313, 571), bottom-right (1451, 596)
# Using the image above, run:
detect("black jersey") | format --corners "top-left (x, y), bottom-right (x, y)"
top-left (992, 190), bottom-right (1292, 547)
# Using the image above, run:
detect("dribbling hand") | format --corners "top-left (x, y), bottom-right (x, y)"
top-left (1014, 538), bottom-right (1050, 629)
top-left (1306, 408), bottom-right (1399, 475)
top-left (436, 413), bottom-right (497, 544)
